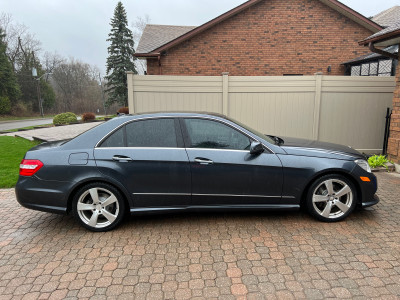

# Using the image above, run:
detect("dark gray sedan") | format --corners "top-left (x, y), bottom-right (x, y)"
top-left (16, 112), bottom-right (378, 231)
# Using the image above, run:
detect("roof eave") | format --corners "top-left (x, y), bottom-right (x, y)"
top-left (359, 29), bottom-right (400, 46)
top-left (134, 52), bottom-right (161, 58)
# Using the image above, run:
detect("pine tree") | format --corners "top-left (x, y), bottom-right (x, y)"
top-left (0, 28), bottom-right (21, 113)
top-left (105, 2), bottom-right (137, 107)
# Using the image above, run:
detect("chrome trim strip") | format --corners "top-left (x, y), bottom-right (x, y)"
top-left (96, 147), bottom-right (183, 150)
top-left (133, 193), bottom-right (191, 196)
top-left (132, 192), bottom-right (294, 198)
top-left (193, 193), bottom-right (279, 198)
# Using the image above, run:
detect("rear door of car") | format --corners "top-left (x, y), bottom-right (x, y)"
top-left (94, 118), bottom-right (191, 208)
top-left (180, 117), bottom-right (284, 206)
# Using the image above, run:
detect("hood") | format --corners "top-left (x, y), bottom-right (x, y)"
top-left (279, 137), bottom-right (364, 159)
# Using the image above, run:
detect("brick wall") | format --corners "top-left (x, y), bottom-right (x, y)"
top-left (147, 0), bottom-right (374, 76)
top-left (388, 54), bottom-right (400, 164)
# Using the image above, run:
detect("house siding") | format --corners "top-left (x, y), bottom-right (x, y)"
top-left (147, 0), bottom-right (374, 76)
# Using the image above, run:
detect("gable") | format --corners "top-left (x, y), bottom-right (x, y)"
top-left (136, 0), bottom-right (382, 57)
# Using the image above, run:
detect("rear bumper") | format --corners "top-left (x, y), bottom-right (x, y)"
top-left (15, 176), bottom-right (70, 215)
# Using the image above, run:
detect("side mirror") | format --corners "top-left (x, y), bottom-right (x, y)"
top-left (250, 141), bottom-right (264, 155)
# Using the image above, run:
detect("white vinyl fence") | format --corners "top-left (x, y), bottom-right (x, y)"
top-left (127, 73), bottom-right (395, 153)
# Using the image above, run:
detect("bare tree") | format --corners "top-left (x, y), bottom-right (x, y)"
top-left (0, 13), bottom-right (41, 71)
top-left (131, 15), bottom-right (150, 75)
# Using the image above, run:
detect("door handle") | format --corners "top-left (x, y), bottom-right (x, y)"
top-left (194, 157), bottom-right (213, 165)
top-left (112, 155), bottom-right (133, 162)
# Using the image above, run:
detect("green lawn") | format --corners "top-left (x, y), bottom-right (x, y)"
top-left (0, 136), bottom-right (42, 188)
top-left (0, 115), bottom-right (55, 122)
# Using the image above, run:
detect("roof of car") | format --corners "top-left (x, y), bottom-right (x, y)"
top-left (117, 112), bottom-right (228, 119)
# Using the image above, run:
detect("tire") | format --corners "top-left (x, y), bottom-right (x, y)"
top-left (72, 182), bottom-right (126, 232)
top-left (306, 174), bottom-right (357, 222)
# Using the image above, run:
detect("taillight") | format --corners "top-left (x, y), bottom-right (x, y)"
top-left (19, 159), bottom-right (44, 176)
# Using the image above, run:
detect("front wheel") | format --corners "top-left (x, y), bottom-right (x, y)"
top-left (306, 175), bottom-right (357, 222)
top-left (72, 182), bottom-right (126, 231)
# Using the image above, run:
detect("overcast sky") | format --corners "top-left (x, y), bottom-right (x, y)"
top-left (1, 0), bottom-right (399, 75)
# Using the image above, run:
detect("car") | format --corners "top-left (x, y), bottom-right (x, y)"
top-left (16, 112), bottom-right (378, 231)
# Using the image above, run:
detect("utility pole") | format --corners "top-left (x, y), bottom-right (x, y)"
top-left (32, 68), bottom-right (52, 118)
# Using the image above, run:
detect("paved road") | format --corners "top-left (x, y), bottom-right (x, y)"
top-left (0, 172), bottom-right (399, 299)
top-left (0, 119), bottom-right (53, 131)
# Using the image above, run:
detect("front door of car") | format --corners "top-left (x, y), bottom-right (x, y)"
top-left (181, 118), bottom-right (283, 206)
top-left (94, 118), bottom-right (191, 208)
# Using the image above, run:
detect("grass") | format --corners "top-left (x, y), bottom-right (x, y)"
top-left (0, 115), bottom-right (55, 122)
top-left (0, 136), bottom-right (42, 188)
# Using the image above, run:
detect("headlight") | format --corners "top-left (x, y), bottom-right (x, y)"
top-left (355, 159), bottom-right (371, 173)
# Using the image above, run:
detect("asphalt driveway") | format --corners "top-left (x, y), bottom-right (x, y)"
top-left (0, 172), bottom-right (399, 299)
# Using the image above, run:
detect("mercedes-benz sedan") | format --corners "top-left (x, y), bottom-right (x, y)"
top-left (16, 112), bottom-right (378, 231)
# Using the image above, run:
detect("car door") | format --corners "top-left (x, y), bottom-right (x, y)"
top-left (94, 118), bottom-right (191, 208)
top-left (181, 117), bottom-right (283, 206)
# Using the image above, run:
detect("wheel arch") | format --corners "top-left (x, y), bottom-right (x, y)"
top-left (299, 169), bottom-right (362, 209)
top-left (66, 177), bottom-right (132, 214)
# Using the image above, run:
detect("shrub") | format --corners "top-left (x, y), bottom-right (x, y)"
top-left (118, 107), bottom-right (129, 114)
top-left (82, 112), bottom-right (96, 122)
top-left (368, 155), bottom-right (390, 170)
top-left (53, 112), bottom-right (78, 125)
top-left (10, 102), bottom-right (30, 117)
top-left (0, 96), bottom-right (11, 115)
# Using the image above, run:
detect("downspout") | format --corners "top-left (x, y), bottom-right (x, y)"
top-left (158, 54), bottom-right (162, 75)
top-left (368, 42), bottom-right (398, 60)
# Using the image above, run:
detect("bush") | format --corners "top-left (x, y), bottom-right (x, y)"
top-left (0, 96), bottom-right (11, 115)
top-left (82, 112), bottom-right (96, 122)
top-left (368, 155), bottom-right (390, 170)
top-left (10, 101), bottom-right (30, 117)
top-left (118, 107), bottom-right (129, 114)
top-left (53, 112), bottom-right (78, 125)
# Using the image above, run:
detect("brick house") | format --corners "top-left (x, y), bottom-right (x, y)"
top-left (344, 6), bottom-right (399, 77)
top-left (359, 21), bottom-right (400, 169)
top-left (135, 0), bottom-right (382, 76)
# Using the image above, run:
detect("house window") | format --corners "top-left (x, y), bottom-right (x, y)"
top-left (378, 60), bottom-right (392, 76)
top-left (361, 64), bottom-right (369, 76)
top-left (351, 66), bottom-right (361, 76)
top-left (369, 62), bottom-right (378, 76)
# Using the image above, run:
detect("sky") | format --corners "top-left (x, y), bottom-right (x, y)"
top-left (1, 0), bottom-right (399, 75)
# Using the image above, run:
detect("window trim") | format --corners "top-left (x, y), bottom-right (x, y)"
top-left (96, 116), bottom-right (182, 149)
top-left (179, 117), bottom-right (273, 153)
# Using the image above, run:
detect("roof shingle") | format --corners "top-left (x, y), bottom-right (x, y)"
top-left (136, 24), bottom-right (197, 54)
top-left (372, 6), bottom-right (400, 28)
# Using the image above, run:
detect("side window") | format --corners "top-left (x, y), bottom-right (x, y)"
top-left (100, 127), bottom-right (125, 148)
top-left (184, 119), bottom-right (251, 150)
top-left (126, 119), bottom-right (177, 148)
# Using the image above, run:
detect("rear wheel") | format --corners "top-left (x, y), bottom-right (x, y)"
top-left (72, 182), bottom-right (125, 231)
top-left (306, 174), bottom-right (357, 222)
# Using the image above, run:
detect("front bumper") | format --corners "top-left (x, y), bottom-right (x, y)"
top-left (15, 176), bottom-right (70, 214)
top-left (350, 167), bottom-right (379, 208)
top-left (361, 194), bottom-right (379, 208)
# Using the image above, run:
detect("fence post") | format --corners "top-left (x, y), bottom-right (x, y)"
top-left (127, 72), bottom-right (135, 114)
top-left (313, 73), bottom-right (323, 140)
top-left (222, 72), bottom-right (229, 116)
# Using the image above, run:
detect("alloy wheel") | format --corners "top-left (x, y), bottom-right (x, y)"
top-left (77, 187), bottom-right (120, 229)
top-left (312, 178), bottom-right (353, 219)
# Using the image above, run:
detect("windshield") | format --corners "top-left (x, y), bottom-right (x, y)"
top-left (225, 116), bottom-right (276, 145)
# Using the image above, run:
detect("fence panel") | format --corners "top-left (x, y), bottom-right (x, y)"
top-left (128, 73), bottom-right (395, 153)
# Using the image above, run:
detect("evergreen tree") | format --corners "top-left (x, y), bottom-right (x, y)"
top-left (0, 28), bottom-right (20, 113)
top-left (105, 2), bottom-right (137, 107)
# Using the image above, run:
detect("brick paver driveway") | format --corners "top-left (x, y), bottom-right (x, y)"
top-left (0, 172), bottom-right (399, 299)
